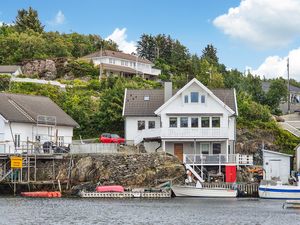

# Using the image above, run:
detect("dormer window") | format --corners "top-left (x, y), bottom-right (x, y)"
top-left (144, 96), bottom-right (150, 101)
top-left (190, 92), bottom-right (199, 103)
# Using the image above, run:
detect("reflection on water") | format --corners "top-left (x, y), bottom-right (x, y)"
top-left (0, 197), bottom-right (299, 225)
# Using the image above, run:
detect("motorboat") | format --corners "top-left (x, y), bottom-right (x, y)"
top-left (259, 180), bottom-right (300, 199)
top-left (171, 184), bottom-right (238, 198)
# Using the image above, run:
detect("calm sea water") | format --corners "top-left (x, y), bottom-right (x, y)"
top-left (0, 197), bottom-right (299, 225)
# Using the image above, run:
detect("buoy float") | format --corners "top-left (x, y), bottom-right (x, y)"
top-left (21, 191), bottom-right (62, 198)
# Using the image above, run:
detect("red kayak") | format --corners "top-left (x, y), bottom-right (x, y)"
top-left (96, 185), bottom-right (124, 193)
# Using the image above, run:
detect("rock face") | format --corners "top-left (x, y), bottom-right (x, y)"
top-left (36, 153), bottom-right (185, 190)
top-left (22, 59), bottom-right (57, 80)
top-left (236, 128), bottom-right (279, 154)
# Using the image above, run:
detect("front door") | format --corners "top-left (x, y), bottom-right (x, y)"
top-left (174, 143), bottom-right (183, 162)
top-left (268, 159), bottom-right (281, 180)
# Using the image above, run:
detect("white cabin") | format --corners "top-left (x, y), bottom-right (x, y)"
top-left (0, 93), bottom-right (79, 154)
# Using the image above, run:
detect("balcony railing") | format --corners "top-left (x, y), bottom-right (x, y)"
top-left (133, 127), bottom-right (229, 145)
top-left (183, 154), bottom-right (253, 166)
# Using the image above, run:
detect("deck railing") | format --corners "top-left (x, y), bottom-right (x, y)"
top-left (183, 154), bottom-right (253, 166)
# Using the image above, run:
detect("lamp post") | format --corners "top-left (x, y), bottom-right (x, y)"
top-left (287, 58), bottom-right (290, 114)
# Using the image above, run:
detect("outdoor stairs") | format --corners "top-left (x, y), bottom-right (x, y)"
top-left (185, 164), bottom-right (205, 182)
top-left (278, 122), bottom-right (300, 137)
top-left (0, 170), bottom-right (12, 183)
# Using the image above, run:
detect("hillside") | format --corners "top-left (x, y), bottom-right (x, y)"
top-left (0, 7), bottom-right (299, 154)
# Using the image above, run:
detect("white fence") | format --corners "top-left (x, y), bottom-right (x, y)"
top-left (71, 143), bottom-right (118, 154)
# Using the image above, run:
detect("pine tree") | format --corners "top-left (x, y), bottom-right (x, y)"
top-left (14, 7), bottom-right (44, 33)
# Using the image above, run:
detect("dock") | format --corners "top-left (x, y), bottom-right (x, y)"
top-left (79, 190), bottom-right (171, 198)
top-left (283, 200), bottom-right (300, 209)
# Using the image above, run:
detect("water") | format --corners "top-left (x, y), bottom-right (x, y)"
top-left (0, 197), bottom-right (299, 225)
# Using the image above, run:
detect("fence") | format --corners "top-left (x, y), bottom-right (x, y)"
top-left (70, 143), bottom-right (118, 154)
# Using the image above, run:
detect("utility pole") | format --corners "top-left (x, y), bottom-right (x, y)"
top-left (287, 58), bottom-right (290, 114)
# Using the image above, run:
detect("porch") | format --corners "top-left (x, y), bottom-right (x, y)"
top-left (183, 154), bottom-right (253, 166)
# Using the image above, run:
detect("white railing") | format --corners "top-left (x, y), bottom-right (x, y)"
top-left (161, 128), bottom-right (228, 139)
top-left (11, 77), bottom-right (67, 89)
top-left (183, 154), bottom-right (253, 166)
top-left (150, 68), bottom-right (161, 76)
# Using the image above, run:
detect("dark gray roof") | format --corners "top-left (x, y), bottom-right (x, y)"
top-left (0, 93), bottom-right (79, 127)
top-left (262, 81), bottom-right (300, 93)
top-left (0, 65), bottom-right (21, 73)
top-left (83, 50), bottom-right (153, 64)
top-left (123, 88), bottom-right (236, 116)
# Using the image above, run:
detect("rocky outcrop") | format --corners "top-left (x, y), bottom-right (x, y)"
top-left (21, 58), bottom-right (68, 80)
top-left (236, 128), bottom-right (279, 154)
top-left (35, 153), bottom-right (185, 191)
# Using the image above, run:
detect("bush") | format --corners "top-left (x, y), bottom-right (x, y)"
top-left (0, 74), bottom-right (11, 91)
top-left (65, 59), bottom-right (98, 78)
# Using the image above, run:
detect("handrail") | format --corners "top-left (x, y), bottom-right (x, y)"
top-left (184, 154), bottom-right (253, 165)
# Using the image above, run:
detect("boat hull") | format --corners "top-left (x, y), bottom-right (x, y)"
top-left (171, 186), bottom-right (237, 198)
top-left (259, 185), bottom-right (300, 199)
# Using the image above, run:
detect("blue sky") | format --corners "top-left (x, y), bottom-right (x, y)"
top-left (2, 0), bottom-right (300, 79)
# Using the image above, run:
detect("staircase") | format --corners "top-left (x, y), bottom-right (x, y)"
top-left (278, 122), bottom-right (300, 137)
top-left (0, 170), bottom-right (12, 182)
top-left (185, 164), bottom-right (205, 182)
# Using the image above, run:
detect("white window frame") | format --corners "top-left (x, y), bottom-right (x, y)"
top-left (14, 134), bottom-right (21, 148)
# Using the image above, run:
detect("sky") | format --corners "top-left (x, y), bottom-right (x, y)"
top-left (1, 0), bottom-right (300, 80)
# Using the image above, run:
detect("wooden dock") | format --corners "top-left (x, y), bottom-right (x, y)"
top-left (202, 182), bottom-right (259, 197)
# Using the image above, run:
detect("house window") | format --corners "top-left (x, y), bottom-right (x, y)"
top-left (14, 134), bottom-right (20, 148)
top-left (201, 117), bottom-right (210, 127)
top-left (201, 143), bottom-right (209, 154)
top-left (191, 118), bottom-right (199, 128)
top-left (144, 96), bottom-right (150, 101)
top-left (180, 117), bottom-right (188, 128)
top-left (109, 58), bottom-right (115, 64)
top-left (212, 117), bottom-right (221, 128)
top-left (169, 117), bottom-right (177, 128)
top-left (191, 92), bottom-right (199, 103)
top-left (148, 121), bottom-right (155, 129)
top-left (213, 143), bottom-right (221, 154)
top-left (138, 121), bottom-right (145, 130)
top-left (201, 95), bottom-right (206, 103)
top-left (184, 95), bottom-right (188, 103)
top-left (121, 60), bottom-right (125, 66)
top-left (124, 61), bottom-right (128, 66)
top-left (58, 136), bottom-right (64, 147)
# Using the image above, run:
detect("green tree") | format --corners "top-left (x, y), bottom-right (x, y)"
top-left (14, 7), bottom-right (44, 33)
top-left (264, 78), bottom-right (288, 114)
top-left (201, 44), bottom-right (219, 66)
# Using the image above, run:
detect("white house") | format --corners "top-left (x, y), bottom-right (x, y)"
top-left (0, 93), bottom-right (79, 154)
top-left (122, 78), bottom-right (253, 182)
top-left (83, 50), bottom-right (161, 80)
top-left (0, 65), bottom-right (22, 76)
top-left (263, 149), bottom-right (292, 184)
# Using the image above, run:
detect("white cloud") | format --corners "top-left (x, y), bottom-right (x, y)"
top-left (106, 28), bottom-right (136, 54)
top-left (251, 47), bottom-right (300, 80)
top-left (48, 10), bottom-right (65, 26)
top-left (213, 0), bottom-right (300, 48)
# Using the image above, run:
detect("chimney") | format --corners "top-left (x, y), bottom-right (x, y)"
top-left (164, 82), bottom-right (172, 102)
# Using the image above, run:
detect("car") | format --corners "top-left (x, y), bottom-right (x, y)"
top-left (99, 133), bottom-right (125, 144)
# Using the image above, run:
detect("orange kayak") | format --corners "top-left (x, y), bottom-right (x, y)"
top-left (21, 191), bottom-right (62, 198)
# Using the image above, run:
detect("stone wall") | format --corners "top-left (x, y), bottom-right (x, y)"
top-left (35, 153), bottom-right (185, 191)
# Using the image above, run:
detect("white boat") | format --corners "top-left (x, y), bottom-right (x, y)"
top-left (259, 180), bottom-right (300, 199)
top-left (171, 185), bottom-right (238, 198)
